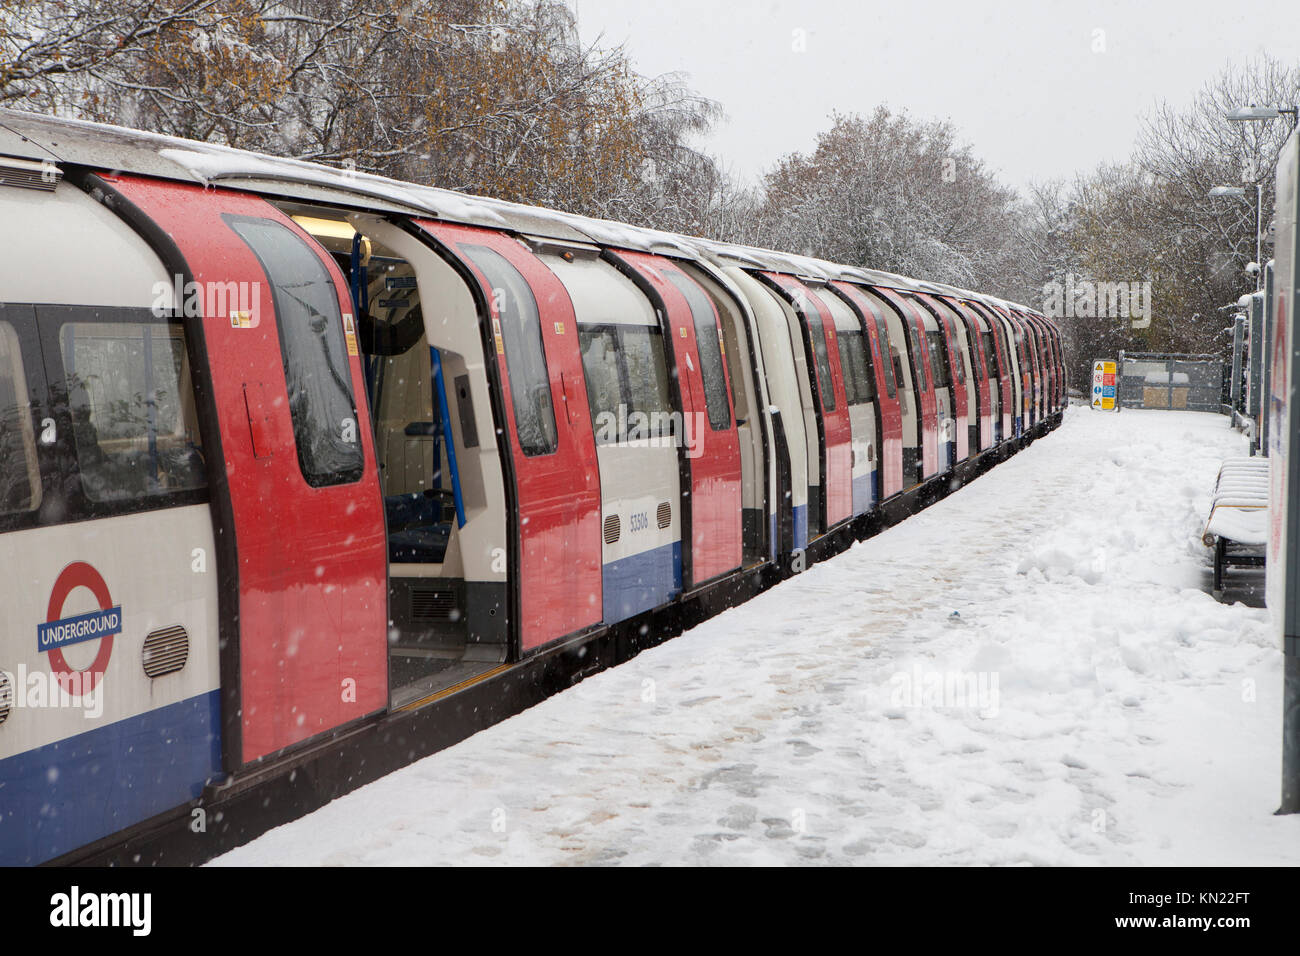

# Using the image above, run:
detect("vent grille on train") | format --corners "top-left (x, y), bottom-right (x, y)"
top-left (142, 625), bottom-right (189, 678)
top-left (603, 514), bottom-right (621, 544)
top-left (0, 669), bottom-right (11, 726)
top-left (0, 158), bottom-right (61, 192)
top-left (656, 502), bottom-right (671, 529)
top-left (410, 586), bottom-right (458, 621)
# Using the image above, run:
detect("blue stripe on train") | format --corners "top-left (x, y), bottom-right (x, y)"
top-left (792, 504), bottom-right (807, 553)
top-left (0, 689), bottom-right (221, 865)
top-left (603, 540), bottom-right (683, 624)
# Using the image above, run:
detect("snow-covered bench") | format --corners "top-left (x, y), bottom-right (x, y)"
top-left (1202, 458), bottom-right (1268, 595)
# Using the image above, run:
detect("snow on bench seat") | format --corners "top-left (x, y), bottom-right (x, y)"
top-left (1204, 506), bottom-right (1267, 547)
top-left (1204, 457), bottom-right (1268, 594)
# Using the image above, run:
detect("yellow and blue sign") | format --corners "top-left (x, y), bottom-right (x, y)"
top-left (1091, 359), bottom-right (1117, 410)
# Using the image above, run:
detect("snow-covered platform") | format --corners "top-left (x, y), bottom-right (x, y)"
top-left (212, 408), bottom-right (1297, 866)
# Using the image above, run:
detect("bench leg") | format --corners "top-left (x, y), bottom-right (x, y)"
top-left (1214, 538), bottom-right (1225, 595)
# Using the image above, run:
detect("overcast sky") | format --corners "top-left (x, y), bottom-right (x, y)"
top-left (568, 0), bottom-right (1300, 192)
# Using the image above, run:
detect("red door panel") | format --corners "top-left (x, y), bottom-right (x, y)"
top-left (968, 300), bottom-right (1014, 440)
top-left (831, 281), bottom-right (904, 498)
top-left (765, 274), bottom-right (853, 528)
top-left (105, 174), bottom-right (388, 765)
top-left (875, 287), bottom-right (938, 479)
top-left (949, 299), bottom-right (993, 450)
top-left (615, 251), bottom-right (741, 586)
top-left (916, 293), bottom-right (969, 462)
top-left (413, 221), bottom-right (602, 653)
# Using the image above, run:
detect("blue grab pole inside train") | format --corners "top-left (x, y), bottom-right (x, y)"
top-left (430, 347), bottom-right (467, 529)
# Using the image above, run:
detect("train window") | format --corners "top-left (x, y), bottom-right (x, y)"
top-left (926, 330), bottom-right (951, 390)
top-left (0, 321), bottom-right (40, 515)
top-left (837, 329), bottom-right (875, 405)
top-left (945, 322), bottom-right (966, 386)
top-left (578, 323), bottom-right (673, 444)
top-left (459, 244), bottom-right (558, 457)
top-left (622, 326), bottom-right (673, 437)
top-left (907, 320), bottom-right (929, 391)
top-left (992, 323), bottom-right (1011, 376)
top-left (226, 216), bottom-right (365, 485)
top-left (805, 316), bottom-right (837, 412)
top-left (982, 331), bottom-right (997, 376)
top-left (892, 351), bottom-right (909, 415)
top-left (871, 314), bottom-right (897, 398)
top-left (665, 270), bottom-right (731, 431)
top-left (579, 327), bottom-right (621, 445)
top-left (835, 334), bottom-right (858, 404)
top-left (58, 321), bottom-right (206, 503)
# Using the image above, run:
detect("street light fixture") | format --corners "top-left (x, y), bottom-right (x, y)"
top-left (1227, 105), bottom-right (1299, 127)
top-left (1208, 184), bottom-right (1263, 290)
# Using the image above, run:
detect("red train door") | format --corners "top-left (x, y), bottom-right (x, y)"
top-left (916, 293), bottom-right (969, 463)
top-left (1006, 309), bottom-right (1035, 427)
top-left (949, 299), bottom-right (993, 451)
top-left (968, 301), bottom-right (1014, 440)
top-left (99, 174), bottom-right (388, 766)
top-left (413, 222), bottom-right (602, 653)
top-left (1013, 311), bottom-right (1039, 424)
top-left (831, 281), bottom-right (904, 499)
top-left (875, 288), bottom-right (938, 480)
top-left (613, 251), bottom-right (741, 587)
top-left (764, 274), bottom-right (853, 529)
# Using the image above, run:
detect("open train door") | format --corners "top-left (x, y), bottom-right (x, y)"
top-left (88, 174), bottom-right (389, 767)
top-left (410, 221), bottom-right (603, 652)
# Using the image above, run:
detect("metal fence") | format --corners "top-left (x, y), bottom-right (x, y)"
top-left (1116, 352), bottom-right (1225, 411)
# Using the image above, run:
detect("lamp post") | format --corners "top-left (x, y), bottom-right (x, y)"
top-left (1208, 184), bottom-right (1263, 291)
top-left (1220, 104), bottom-right (1297, 288)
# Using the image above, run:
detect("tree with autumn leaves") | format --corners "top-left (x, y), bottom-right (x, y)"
top-left (0, 0), bottom-right (724, 233)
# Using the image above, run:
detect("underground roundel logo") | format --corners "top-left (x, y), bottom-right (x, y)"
top-left (37, 562), bottom-right (120, 694)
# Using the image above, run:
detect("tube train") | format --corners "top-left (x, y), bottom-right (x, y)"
top-left (0, 108), bottom-right (1064, 865)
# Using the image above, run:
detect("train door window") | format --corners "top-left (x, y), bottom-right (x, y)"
top-left (577, 323), bottom-right (672, 443)
top-left (981, 331), bottom-right (997, 375)
top-left (578, 327), bottom-right (621, 444)
top-left (58, 320), bottom-right (206, 504)
top-left (665, 270), bottom-right (731, 430)
top-left (837, 329), bottom-right (874, 405)
top-left (806, 316), bottom-right (836, 412)
top-left (459, 243), bottom-right (558, 457)
top-left (622, 326), bottom-right (673, 434)
top-left (225, 216), bottom-right (364, 486)
top-left (0, 321), bottom-right (40, 515)
top-left (893, 351), bottom-right (909, 415)
top-left (872, 314), bottom-right (897, 398)
top-left (943, 317), bottom-right (966, 385)
top-left (926, 329), bottom-right (952, 389)
top-left (907, 320), bottom-right (929, 390)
